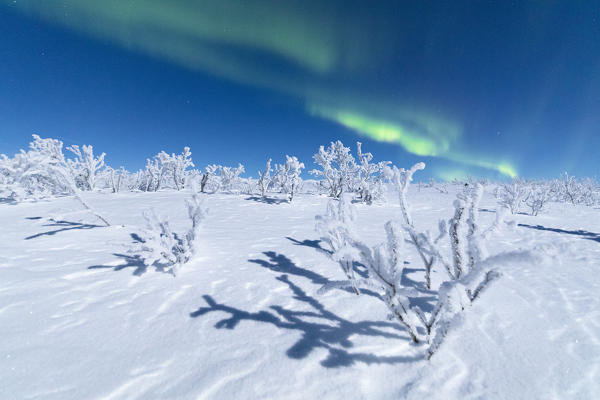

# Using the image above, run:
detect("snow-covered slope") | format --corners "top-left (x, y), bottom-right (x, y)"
top-left (1, 189), bottom-right (598, 399)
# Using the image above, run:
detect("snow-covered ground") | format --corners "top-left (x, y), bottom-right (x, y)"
top-left (1, 188), bottom-right (599, 399)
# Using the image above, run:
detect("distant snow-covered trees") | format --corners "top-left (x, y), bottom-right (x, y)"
top-left (219, 164), bottom-right (245, 192)
top-left (525, 183), bottom-right (551, 216)
top-left (0, 135), bottom-right (110, 225)
top-left (497, 179), bottom-right (529, 214)
top-left (311, 140), bottom-right (390, 203)
top-left (272, 156), bottom-right (305, 202)
top-left (355, 142), bottom-right (391, 204)
top-left (257, 159), bottom-right (272, 197)
top-left (311, 140), bottom-right (356, 198)
top-left (66, 144), bottom-right (105, 191)
top-left (2, 135), bottom-right (599, 212)
top-left (141, 147), bottom-right (194, 192)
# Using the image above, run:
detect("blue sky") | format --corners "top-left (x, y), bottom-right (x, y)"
top-left (1, 1), bottom-right (599, 180)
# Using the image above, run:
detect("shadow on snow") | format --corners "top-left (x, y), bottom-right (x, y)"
top-left (518, 223), bottom-right (600, 243)
top-left (88, 234), bottom-right (173, 276)
top-left (25, 219), bottom-right (102, 240)
top-left (245, 196), bottom-right (289, 205)
top-left (190, 251), bottom-right (424, 367)
top-left (190, 274), bottom-right (422, 367)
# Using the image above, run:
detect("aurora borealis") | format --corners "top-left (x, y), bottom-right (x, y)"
top-left (1, 1), bottom-right (599, 179)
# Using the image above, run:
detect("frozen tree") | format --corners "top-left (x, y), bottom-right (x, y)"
top-left (355, 142), bottom-right (391, 204)
top-left (310, 140), bottom-right (356, 198)
top-left (257, 159), bottom-right (272, 197)
top-left (315, 195), bottom-right (422, 342)
top-left (66, 144), bottom-right (105, 191)
top-left (142, 156), bottom-right (165, 192)
top-left (199, 164), bottom-right (221, 193)
top-left (553, 173), bottom-right (599, 206)
top-left (219, 164), bottom-right (245, 192)
top-left (561, 172), bottom-right (580, 204)
top-left (240, 177), bottom-right (256, 195)
top-left (273, 155), bottom-right (305, 202)
top-left (141, 148), bottom-right (194, 192)
top-left (134, 193), bottom-right (207, 275)
top-left (525, 184), bottom-right (551, 216)
top-left (0, 135), bottom-right (110, 224)
top-left (391, 162), bottom-right (439, 288)
top-left (315, 194), bottom-right (363, 295)
top-left (169, 147), bottom-right (194, 191)
top-left (315, 161), bottom-right (521, 354)
top-left (497, 179), bottom-right (528, 214)
top-left (106, 166), bottom-right (127, 193)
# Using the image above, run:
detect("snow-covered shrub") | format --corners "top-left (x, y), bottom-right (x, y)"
top-left (257, 159), bottom-right (272, 197)
top-left (240, 177), bottom-right (256, 195)
top-left (168, 147), bottom-right (194, 191)
top-left (273, 155), bottom-right (305, 202)
top-left (105, 166), bottom-right (127, 193)
top-left (219, 164), bottom-right (245, 193)
top-left (552, 173), bottom-right (599, 206)
top-left (310, 140), bottom-right (356, 198)
top-left (0, 135), bottom-right (111, 225)
top-left (315, 194), bottom-right (362, 295)
top-left (354, 142), bottom-right (391, 204)
top-left (497, 179), bottom-right (529, 214)
top-left (315, 162), bottom-right (522, 355)
top-left (141, 147), bottom-right (194, 192)
top-left (525, 183), bottom-right (551, 216)
top-left (134, 193), bottom-right (207, 275)
top-left (199, 164), bottom-right (221, 193)
top-left (66, 144), bottom-right (105, 191)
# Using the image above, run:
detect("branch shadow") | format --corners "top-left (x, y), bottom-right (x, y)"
top-left (286, 236), bottom-right (332, 255)
top-left (88, 253), bottom-right (148, 276)
top-left (87, 234), bottom-right (173, 276)
top-left (25, 219), bottom-right (102, 240)
top-left (190, 273), bottom-right (423, 367)
top-left (518, 223), bottom-right (600, 243)
top-left (245, 196), bottom-right (288, 205)
top-left (249, 251), bottom-right (376, 297)
top-left (0, 196), bottom-right (18, 205)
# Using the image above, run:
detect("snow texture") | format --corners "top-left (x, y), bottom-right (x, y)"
top-left (1, 186), bottom-right (599, 399)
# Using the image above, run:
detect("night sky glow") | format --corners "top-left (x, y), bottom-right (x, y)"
top-left (1, 1), bottom-right (599, 180)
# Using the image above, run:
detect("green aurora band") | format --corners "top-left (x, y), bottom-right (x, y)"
top-left (6, 0), bottom-right (519, 179)
top-left (309, 105), bottom-right (518, 178)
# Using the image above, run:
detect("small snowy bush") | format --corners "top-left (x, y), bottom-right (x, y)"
top-left (525, 183), bottom-right (551, 216)
top-left (257, 159), bottom-right (272, 197)
top-left (66, 144), bottom-right (106, 191)
top-left (497, 179), bottom-right (529, 214)
top-left (134, 193), bottom-right (207, 275)
top-left (272, 155), bottom-right (305, 202)
top-left (219, 164), bottom-right (245, 193)
top-left (310, 140), bottom-right (356, 198)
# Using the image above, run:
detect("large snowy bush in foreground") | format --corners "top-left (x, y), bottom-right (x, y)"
top-left (316, 162), bottom-right (534, 356)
